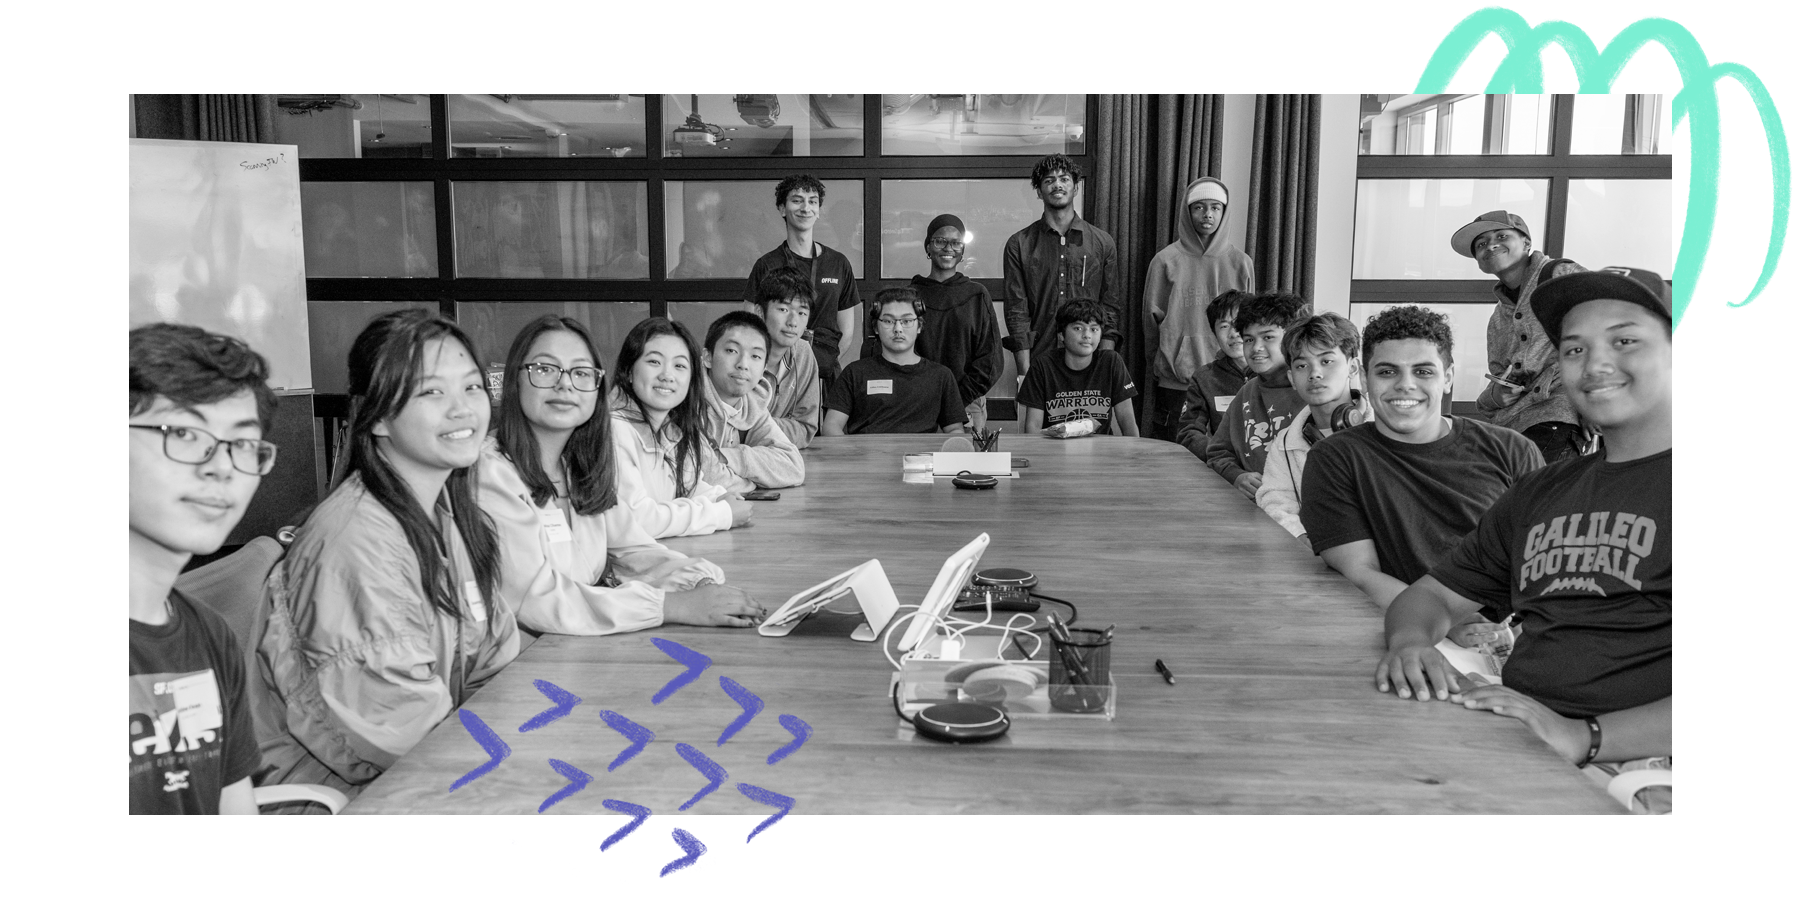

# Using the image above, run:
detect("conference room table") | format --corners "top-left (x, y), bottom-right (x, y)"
top-left (346, 434), bottom-right (1621, 815)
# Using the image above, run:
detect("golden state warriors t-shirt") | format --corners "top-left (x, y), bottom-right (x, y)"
top-left (1016, 349), bottom-right (1137, 435)
top-left (129, 591), bottom-right (259, 813)
top-left (1430, 449), bottom-right (1671, 717)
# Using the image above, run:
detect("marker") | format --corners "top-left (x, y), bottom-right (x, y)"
top-left (1154, 659), bottom-right (1176, 685)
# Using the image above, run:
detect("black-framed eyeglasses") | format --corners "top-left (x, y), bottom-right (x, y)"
top-left (521, 363), bottom-right (603, 392)
top-left (877, 316), bottom-right (921, 328)
top-left (926, 239), bottom-right (965, 251)
top-left (130, 425), bottom-right (279, 476)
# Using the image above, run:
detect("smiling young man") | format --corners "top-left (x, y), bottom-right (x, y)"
top-left (1452, 210), bottom-right (1587, 463)
top-left (822, 288), bottom-right (965, 435)
top-left (1191, 292), bottom-right (1309, 498)
top-left (1375, 270), bottom-right (1670, 799)
top-left (744, 174), bottom-right (862, 390)
top-left (1002, 154), bottom-right (1120, 382)
top-left (1017, 300), bottom-right (1139, 436)
top-left (906, 213), bottom-right (1003, 432)
top-left (750, 266), bottom-right (821, 447)
top-left (1142, 176), bottom-right (1256, 442)
top-left (129, 323), bottom-right (277, 814)
top-left (1257, 314), bottom-right (1368, 538)
top-left (1299, 306), bottom-right (1543, 611)
top-left (698, 311), bottom-right (804, 492)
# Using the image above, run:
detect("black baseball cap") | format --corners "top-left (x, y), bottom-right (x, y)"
top-left (1531, 267), bottom-right (1672, 342)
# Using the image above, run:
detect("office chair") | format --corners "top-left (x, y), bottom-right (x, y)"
top-left (174, 535), bottom-right (348, 815)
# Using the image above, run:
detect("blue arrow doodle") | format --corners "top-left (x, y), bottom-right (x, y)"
top-left (767, 714), bottom-right (812, 765)
top-left (716, 676), bottom-right (763, 746)
top-left (650, 637), bottom-right (712, 704)
top-left (600, 799), bottom-right (651, 851)
top-left (537, 758), bottom-right (593, 813)
top-left (736, 783), bottom-right (795, 842)
top-left (674, 742), bottom-right (727, 810)
top-left (518, 679), bottom-right (582, 733)
top-left (597, 710), bottom-right (655, 772)
top-left (660, 828), bottom-right (707, 877)
top-left (447, 709), bottom-right (510, 792)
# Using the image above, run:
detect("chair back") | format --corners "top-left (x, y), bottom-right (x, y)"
top-left (173, 536), bottom-right (284, 648)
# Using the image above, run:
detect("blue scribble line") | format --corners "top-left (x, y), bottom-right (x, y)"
top-left (518, 679), bottom-right (582, 732)
top-left (447, 708), bottom-right (510, 792)
top-left (660, 828), bottom-right (707, 877)
top-left (736, 783), bottom-right (796, 842)
top-left (538, 758), bottom-right (593, 813)
top-left (597, 709), bottom-right (655, 772)
top-left (600, 799), bottom-right (651, 851)
top-left (717, 676), bottom-right (764, 746)
top-left (651, 637), bottom-right (712, 704)
top-left (675, 743), bottom-right (727, 810)
top-left (767, 714), bottom-right (812, 764)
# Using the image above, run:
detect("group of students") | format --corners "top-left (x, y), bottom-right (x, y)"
top-left (129, 158), bottom-right (1670, 814)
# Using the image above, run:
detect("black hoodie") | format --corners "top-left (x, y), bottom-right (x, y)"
top-left (862, 273), bottom-right (1004, 405)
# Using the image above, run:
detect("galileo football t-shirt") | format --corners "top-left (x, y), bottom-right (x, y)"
top-left (129, 591), bottom-right (259, 813)
top-left (823, 355), bottom-right (964, 434)
top-left (1015, 349), bottom-right (1137, 434)
top-left (1430, 449), bottom-right (1671, 718)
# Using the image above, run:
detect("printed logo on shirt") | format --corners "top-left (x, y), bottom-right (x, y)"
top-left (820, 277), bottom-right (841, 285)
top-left (867, 379), bottom-right (893, 395)
top-left (1517, 511), bottom-right (1659, 595)
top-left (162, 770), bottom-right (192, 792)
top-left (1241, 411), bottom-right (1293, 453)
top-left (129, 669), bottom-right (225, 758)
top-left (1046, 391), bottom-right (1113, 426)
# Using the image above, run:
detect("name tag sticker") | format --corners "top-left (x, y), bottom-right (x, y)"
top-left (540, 506), bottom-right (572, 544)
top-left (867, 379), bottom-right (894, 395)
top-left (464, 580), bottom-right (487, 623)
top-left (1214, 395), bottom-right (1233, 412)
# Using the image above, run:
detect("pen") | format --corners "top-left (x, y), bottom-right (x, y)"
top-left (1154, 659), bottom-right (1176, 685)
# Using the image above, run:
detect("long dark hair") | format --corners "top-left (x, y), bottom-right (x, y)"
top-left (494, 315), bottom-right (617, 516)
top-left (613, 317), bottom-right (707, 499)
top-left (345, 309), bottom-right (500, 621)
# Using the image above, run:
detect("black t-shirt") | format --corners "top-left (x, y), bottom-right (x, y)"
top-left (1431, 450), bottom-right (1671, 718)
top-left (1301, 418), bottom-right (1544, 587)
top-left (744, 241), bottom-right (862, 352)
top-left (1015, 349), bottom-right (1137, 435)
top-left (129, 590), bottom-right (259, 813)
top-left (823, 355), bottom-right (964, 434)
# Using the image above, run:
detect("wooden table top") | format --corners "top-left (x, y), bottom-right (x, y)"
top-left (346, 434), bottom-right (1621, 814)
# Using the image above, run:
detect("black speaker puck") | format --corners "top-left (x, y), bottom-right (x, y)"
top-left (972, 567), bottom-right (1038, 589)
top-left (911, 702), bottom-right (1010, 743)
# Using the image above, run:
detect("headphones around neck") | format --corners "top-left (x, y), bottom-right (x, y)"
top-left (1301, 390), bottom-right (1367, 446)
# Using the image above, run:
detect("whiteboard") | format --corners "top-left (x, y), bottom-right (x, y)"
top-left (129, 138), bottom-right (312, 390)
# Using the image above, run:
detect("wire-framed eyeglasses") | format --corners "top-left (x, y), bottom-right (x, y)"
top-left (522, 363), bottom-right (603, 392)
top-left (130, 424), bottom-right (279, 476)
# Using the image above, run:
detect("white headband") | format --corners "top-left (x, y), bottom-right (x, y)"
top-left (1186, 182), bottom-right (1228, 206)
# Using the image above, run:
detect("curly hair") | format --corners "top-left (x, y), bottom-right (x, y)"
top-left (1361, 305), bottom-right (1454, 367)
top-left (1054, 299), bottom-right (1110, 335)
top-left (129, 322), bottom-right (278, 431)
top-left (1030, 154), bottom-right (1082, 188)
top-left (774, 174), bottom-right (826, 208)
top-left (1233, 292), bottom-right (1312, 337)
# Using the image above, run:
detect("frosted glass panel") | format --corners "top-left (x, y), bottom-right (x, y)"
top-left (668, 302), bottom-right (758, 355)
top-left (1563, 180), bottom-right (1673, 273)
top-left (1353, 179), bottom-right (1549, 279)
top-left (453, 181), bottom-right (649, 279)
top-left (302, 182), bottom-right (438, 278)
top-left (307, 302), bottom-right (427, 395)
top-left (1348, 302), bottom-right (1492, 402)
top-left (882, 94), bottom-right (1085, 156)
top-left (272, 94), bottom-right (430, 159)
top-left (450, 94), bottom-right (646, 158)
top-left (661, 95), bottom-right (863, 157)
top-left (1570, 94), bottom-right (1671, 154)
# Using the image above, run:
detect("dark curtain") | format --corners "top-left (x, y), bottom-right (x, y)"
top-left (1246, 94), bottom-right (1321, 301)
top-left (133, 95), bottom-right (277, 143)
top-left (1092, 94), bottom-right (1225, 415)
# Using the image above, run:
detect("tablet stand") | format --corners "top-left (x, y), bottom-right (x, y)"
top-left (757, 559), bottom-right (901, 642)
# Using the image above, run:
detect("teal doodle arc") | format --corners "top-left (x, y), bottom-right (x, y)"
top-left (1416, 7), bottom-right (1790, 328)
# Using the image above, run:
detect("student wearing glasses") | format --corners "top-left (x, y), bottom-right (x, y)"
top-left (477, 316), bottom-right (764, 636)
top-left (906, 213), bottom-right (1004, 433)
top-left (256, 309), bottom-right (520, 796)
top-left (129, 323), bottom-right (278, 814)
top-left (822, 287), bottom-right (966, 435)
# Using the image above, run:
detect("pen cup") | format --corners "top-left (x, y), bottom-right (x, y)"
top-left (1048, 628), bottom-right (1112, 713)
